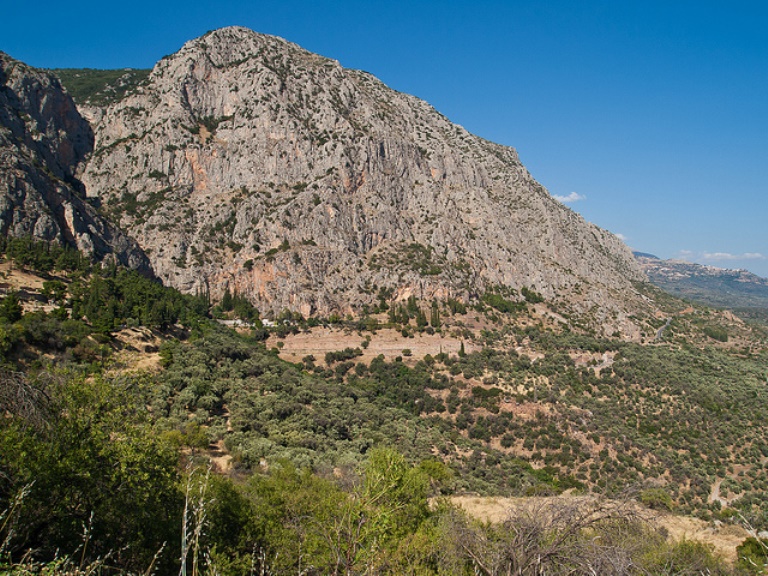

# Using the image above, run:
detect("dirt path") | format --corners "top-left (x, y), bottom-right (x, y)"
top-left (709, 477), bottom-right (725, 505)
top-left (655, 318), bottom-right (672, 342)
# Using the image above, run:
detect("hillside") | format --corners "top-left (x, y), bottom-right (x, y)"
top-left (1, 244), bottom-right (767, 573)
top-left (49, 68), bottom-right (150, 106)
top-left (76, 26), bottom-right (649, 337)
top-left (3, 26), bottom-right (768, 575)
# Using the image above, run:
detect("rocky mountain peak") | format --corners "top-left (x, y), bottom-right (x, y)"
top-left (77, 26), bottom-right (649, 336)
top-left (0, 52), bottom-right (92, 183)
top-left (0, 52), bottom-right (151, 272)
top-left (174, 26), bottom-right (299, 67)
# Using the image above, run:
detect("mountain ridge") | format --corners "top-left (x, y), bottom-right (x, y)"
top-left (0, 51), bottom-right (152, 273)
top-left (74, 26), bottom-right (649, 337)
top-left (635, 252), bottom-right (768, 312)
top-left (3, 31), bottom-right (768, 572)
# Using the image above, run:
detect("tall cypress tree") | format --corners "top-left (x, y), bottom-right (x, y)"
top-left (430, 300), bottom-right (440, 328)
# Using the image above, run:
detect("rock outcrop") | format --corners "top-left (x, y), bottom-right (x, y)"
top-left (0, 52), bottom-right (151, 273)
top-left (78, 27), bottom-right (647, 332)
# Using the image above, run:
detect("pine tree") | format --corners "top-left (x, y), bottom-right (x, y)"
top-left (0, 291), bottom-right (23, 323)
top-left (406, 295), bottom-right (419, 317)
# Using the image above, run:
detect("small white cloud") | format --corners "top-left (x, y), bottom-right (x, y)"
top-left (615, 233), bottom-right (627, 242)
top-left (553, 192), bottom-right (586, 203)
top-left (702, 252), bottom-right (765, 261)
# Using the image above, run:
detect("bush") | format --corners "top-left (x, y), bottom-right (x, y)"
top-left (0, 292), bottom-right (23, 323)
top-left (521, 286), bottom-right (544, 304)
top-left (0, 374), bottom-right (182, 572)
top-left (737, 537), bottom-right (768, 573)
top-left (324, 347), bottom-right (363, 364)
top-left (704, 325), bottom-right (728, 342)
top-left (640, 487), bottom-right (674, 511)
top-left (482, 292), bottom-right (524, 314)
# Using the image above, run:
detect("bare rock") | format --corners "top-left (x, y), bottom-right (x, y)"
top-left (80, 27), bottom-right (649, 332)
top-left (0, 52), bottom-right (152, 274)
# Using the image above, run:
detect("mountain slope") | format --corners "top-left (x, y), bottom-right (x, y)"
top-left (49, 68), bottom-right (150, 106)
top-left (0, 52), bottom-right (152, 273)
top-left (79, 26), bottom-right (648, 334)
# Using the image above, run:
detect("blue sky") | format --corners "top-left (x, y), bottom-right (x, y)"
top-left (5, 1), bottom-right (767, 277)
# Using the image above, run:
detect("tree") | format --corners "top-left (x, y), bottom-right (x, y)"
top-left (243, 462), bottom-right (345, 575)
top-left (310, 448), bottom-right (433, 575)
top-left (406, 295), bottom-right (419, 317)
top-left (221, 287), bottom-right (233, 311)
top-left (0, 292), bottom-right (23, 323)
top-left (430, 300), bottom-right (441, 328)
top-left (41, 280), bottom-right (67, 305)
top-left (0, 372), bottom-right (182, 572)
top-left (148, 298), bottom-right (178, 330)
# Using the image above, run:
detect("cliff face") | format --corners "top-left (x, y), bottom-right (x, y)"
top-left (0, 52), bottom-right (151, 273)
top-left (78, 26), bottom-right (647, 332)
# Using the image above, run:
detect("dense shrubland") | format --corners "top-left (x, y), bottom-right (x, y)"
top-left (1, 238), bottom-right (768, 573)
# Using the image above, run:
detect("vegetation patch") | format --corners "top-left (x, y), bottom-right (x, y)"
top-left (1, 237), bottom-right (767, 574)
top-left (52, 68), bottom-right (151, 105)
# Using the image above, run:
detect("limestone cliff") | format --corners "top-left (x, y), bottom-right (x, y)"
top-left (79, 26), bottom-right (648, 333)
top-left (0, 52), bottom-right (151, 273)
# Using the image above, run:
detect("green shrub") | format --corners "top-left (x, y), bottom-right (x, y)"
top-left (640, 487), bottom-right (674, 511)
top-left (737, 537), bottom-right (768, 573)
top-left (703, 325), bottom-right (728, 342)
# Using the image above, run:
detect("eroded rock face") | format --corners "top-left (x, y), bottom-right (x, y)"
top-left (0, 52), bottom-right (151, 273)
top-left (80, 26), bottom-right (648, 332)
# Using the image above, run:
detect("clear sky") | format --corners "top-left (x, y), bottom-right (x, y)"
top-left (5, 1), bottom-right (767, 277)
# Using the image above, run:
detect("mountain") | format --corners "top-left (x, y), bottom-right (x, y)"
top-left (0, 52), bottom-right (151, 273)
top-left (76, 26), bottom-right (649, 335)
top-left (2, 30), bottom-right (767, 571)
top-left (635, 252), bottom-right (768, 311)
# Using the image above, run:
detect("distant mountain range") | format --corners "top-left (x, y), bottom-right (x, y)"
top-left (634, 252), bottom-right (768, 317)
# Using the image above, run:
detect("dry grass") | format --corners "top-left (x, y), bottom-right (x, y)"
top-left (450, 495), bottom-right (749, 563)
top-left (108, 327), bottom-right (164, 373)
top-left (0, 261), bottom-right (48, 291)
top-left (271, 326), bottom-right (477, 366)
top-left (0, 261), bottom-right (59, 314)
